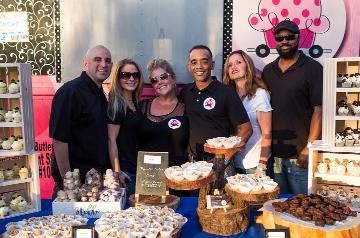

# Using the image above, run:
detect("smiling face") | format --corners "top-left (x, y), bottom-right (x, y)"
top-left (275, 30), bottom-right (299, 59)
top-left (188, 48), bottom-right (214, 83)
top-left (227, 53), bottom-right (248, 81)
top-left (150, 67), bottom-right (175, 96)
top-left (119, 64), bottom-right (139, 93)
top-left (83, 46), bottom-right (113, 86)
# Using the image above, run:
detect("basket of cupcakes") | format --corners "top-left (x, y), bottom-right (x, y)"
top-left (52, 168), bottom-right (126, 218)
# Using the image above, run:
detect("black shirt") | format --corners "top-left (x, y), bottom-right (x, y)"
top-left (49, 71), bottom-right (111, 181)
top-left (181, 78), bottom-right (249, 159)
top-left (108, 106), bottom-right (141, 174)
top-left (262, 51), bottom-right (323, 158)
top-left (138, 99), bottom-right (189, 167)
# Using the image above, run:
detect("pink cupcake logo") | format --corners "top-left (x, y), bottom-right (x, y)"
top-left (232, 0), bottom-right (346, 64)
top-left (168, 119), bottom-right (181, 129)
top-left (203, 97), bottom-right (216, 110)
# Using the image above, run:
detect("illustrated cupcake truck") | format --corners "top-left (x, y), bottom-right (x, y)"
top-left (248, 0), bottom-right (330, 58)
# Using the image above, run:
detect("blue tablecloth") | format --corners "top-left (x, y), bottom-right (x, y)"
top-left (0, 196), bottom-right (292, 237)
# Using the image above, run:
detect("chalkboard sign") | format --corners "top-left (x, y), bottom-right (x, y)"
top-left (135, 151), bottom-right (169, 196)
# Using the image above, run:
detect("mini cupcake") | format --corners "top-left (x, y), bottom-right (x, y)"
top-left (18, 167), bottom-right (29, 179)
top-left (4, 110), bottom-right (13, 122)
top-left (7, 228), bottom-right (20, 238)
top-left (0, 206), bottom-right (10, 217)
top-left (12, 108), bottom-right (21, 123)
top-left (2, 138), bottom-right (12, 150)
top-left (344, 133), bottom-right (355, 146)
top-left (5, 168), bottom-right (14, 180)
top-left (8, 135), bottom-right (16, 144)
top-left (317, 162), bottom-right (328, 174)
top-left (349, 74), bottom-right (357, 85)
top-left (351, 101), bottom-right (360, 116)
top-left (341, 74), bottom-right (352, 87)
top-left (335, 163), bottom-right (346, 175)
top-left (355, 73), bottom-right (360, 87)
top-left (11, 140), bottom-right (23, 151)
top-left (337, 100), bottom-right (349, 115)
top-left (8, 79), bottom-right (20, 94)
top-left (353, 129), bottom-right (360, 144)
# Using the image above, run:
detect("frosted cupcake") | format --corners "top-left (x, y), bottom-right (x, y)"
top-left (347, 161), bottom-right (360, 176)
top-left (317, 162), bottom-right (328, 174)
top-left (8, 79), bottom-right (20, 94)
top-left (0, 80), bottom-right (6, 94)
top-left (4, 110), bottom-right (13, 122)
top-left (344, 133), bottom-right (355, 146)
top-left (5, 168), bottom-right (14, 180)
top-left (2, 138), bottom-right (12, 150)
top-left (0, 206), bottom-right (10, 217)
top-left (337, 100), bottom-right (349, 115)
top-left (341, 74), bottom-right (352, 87)
top-left (19, 167), bottom-right (29, 179)
top-left (353, 129), bottom-right (360, 144)
top-left (12, 108), bottom-right (21, 123)
top-left (11, 140), bottom-right (23, 151)
top-left (354, 73), bottom-right (360, 87)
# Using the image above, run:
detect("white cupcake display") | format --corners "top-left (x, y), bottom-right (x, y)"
top-left (226, 174), bottom-right (278, 193)
top-left (164, 161), bottom-right (213, 182)
top-left (0, 136), bottom-right (24, 151)
top-left (206, 136), bottom-right (242, 149)
top-left (94, 205), bottom-right (187, 238)
top-left (5, 214), bottom-right (88, 238)
top-left (317, 185), bottom-right (360, 208)
top-left (320, 158), bottom-right (360, 176)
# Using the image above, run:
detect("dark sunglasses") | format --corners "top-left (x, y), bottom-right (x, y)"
top-left (150, 72), bottom-right (171, 84)
top-left (274, 34), bottom-right (298, 42)
top-left (119, 72), bottom-right (140, 80)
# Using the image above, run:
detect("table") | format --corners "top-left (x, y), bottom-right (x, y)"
top-left (0, 196), bottom-right (292, 237)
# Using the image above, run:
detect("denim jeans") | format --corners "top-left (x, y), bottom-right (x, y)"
top-left (273, 157), bottom-right (308, 194)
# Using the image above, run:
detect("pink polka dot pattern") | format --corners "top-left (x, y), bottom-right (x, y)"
top-left (294, 0), bottom-right (301, 5)
top-left (272, 0), bottom-right (280, 5)
top-left (293, 18), bottom-right (300, 25)
top-left (261, 8), bottom-right (268, 17)
top-left (271, 17), bottom-right (278, 25)
top-left (251, 17), bottom-right (258, 25)
top-left (314, 18), bottom-right (321, 26)
top-left (281, 9), bottom-right (289, 17)
top-left (314, 0), bottom-right (320, 6)
top-left (302, 9), bottom-right (310, 18)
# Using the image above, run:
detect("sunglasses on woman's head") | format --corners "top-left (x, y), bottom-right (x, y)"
top-left (150, 72), bottom-right (171, 84)
top-left (274, 34), bottom-right (298, 42)
top-left (119, 72), bottom-right (140, 80)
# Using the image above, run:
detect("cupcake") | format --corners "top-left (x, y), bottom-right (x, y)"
top-left (8, 135), bottom-right (16, 144)
top-left (18, 167), bottom-right (29, 179)
top-left (0, 80), bottom-right (7, 93)
top-left (341, 74), bottom-right (352, 87)
top-left (8, 79), bottom-right (20, 94)
top-left (337, 73), bottom-right (343, 85)
top-left (12, 108), bottom-right (21, 123)
top-left (347, 161), bottom-right (360, 176)
top-left (4, 110), bottom-right (13, 122)
top-left (344, 133), bottom-right (355, 146)
top-left (5, 168), bottom-right (14, 180)
top-left (335, 133), bottom-right (345, 147)
top-left (351, 101), bottom-right (360, 116)
top-left (1, 138), bottom-right (12, 150)
top-left (353, 129), bottom-right (360, 144)
top-left (16, 198), bottom-right (28, 212)
top-left (337, 100), bottom-right (349, 115)
top-left (11, 140), bottom-right (23, 151)
top-left (329, 160), bottom-right (338, 174)
top-left (317, 162), bottom-right (328, 174)
top-left (0, 206), bottom-right (10, 217)
top-left (335, 163), bottom-right (346, 175)
top-left (355, 73), bottom-right (360, 87)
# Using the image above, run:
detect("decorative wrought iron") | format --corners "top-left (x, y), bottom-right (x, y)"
top-left (0, 0), bottom-right (60, 80)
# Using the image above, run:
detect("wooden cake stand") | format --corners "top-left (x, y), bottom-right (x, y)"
top-left (165, 170), bottom-right (216, 190)
top-left (196, 143), bottom-right (249, 236)
top-left (225, 184), bottom-right (280, 204)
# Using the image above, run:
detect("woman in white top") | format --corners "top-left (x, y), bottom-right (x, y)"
top-left (223, 50), bottom-right (272, 175)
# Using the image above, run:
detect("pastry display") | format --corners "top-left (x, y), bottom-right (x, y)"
top-left (19, 166), bottom-right (29, 179)
top-left (94, 205), bottom-right (187, 238)
top-left (164, 161), bottom-right (213, 182)
top-left (0, 79), bottom-right (7, 93)
top-left (336, 100), bottom-right (349, 115)
top-left (8, 79), bottom-right (20, 94)
top-left (317, 185), bottom-right (360, 208)
top-left (226, 174), bottom-right (278, 193)
top-left (272, 194), bottom-right (358, 227)
top-left (205, 136), bottom-right (242, 149)
top-left (335, 127), bottom-right (360, 147)
top-left (5, 214), bottom-right (88, 238)
top-left (317, 158), bottom-right (360, 176)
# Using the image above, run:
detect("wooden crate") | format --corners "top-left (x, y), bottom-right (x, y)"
top-left (323, 57), bottom-right (360, 151)
top-left (0, 63), bottom-right (34, 156)
top-left (0, 153), bottom-right (41, 219)
top-left (52, 188), bottom-right (126, 218)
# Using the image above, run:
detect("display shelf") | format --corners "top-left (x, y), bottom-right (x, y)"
top-left (0, 150), bottom-right (26, 157)
top-left (314, 172), bottom-right (360, 186)
top-left (0, 122), bottom-right (23, 127)
top-left (0, 93), bottom-right (21, 98)
top-left (0, 177), bottom-right (33, 187)
top-left (335, 115), bottom-right (360, 120)
top-left (336, 88), bottom-right (360, 92)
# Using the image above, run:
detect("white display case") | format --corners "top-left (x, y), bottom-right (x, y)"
top-left (0, 63), bottom-right (35, 156)
top-left (308, 57), bottom-right (360, 210)
top-left (0, 63), bottom-right (40, 219)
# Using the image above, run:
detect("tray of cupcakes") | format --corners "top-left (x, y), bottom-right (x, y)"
top-left (164, 161), bottom-right (215, 190)
top-left (94, 205), bottom-right (187, 238)
top-left (3, 214), bottom-right (88, 238)
top-left (52, 168), bottom-right (126, 218)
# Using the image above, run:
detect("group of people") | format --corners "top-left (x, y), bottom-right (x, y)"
top-left (49, 19), bottom-right (323, 197)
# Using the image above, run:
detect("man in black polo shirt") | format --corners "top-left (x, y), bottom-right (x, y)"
top-left (181, 45), bottom-right (252, 163)
top-left (262, 20), bottom-right (322, 194)
top-left (49, 45), bottom-right (113, 197)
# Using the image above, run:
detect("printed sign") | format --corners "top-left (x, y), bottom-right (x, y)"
top-left (0, 12), bottom-right (29, 42)
top-left (265, 228), bottom-right (290, 238)
top-left (72, 225), bottom-right (95, 238)
top-left (135, 151), bottom-right (169, 196)
top-left (206, 194), bottom-right (231, 212)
